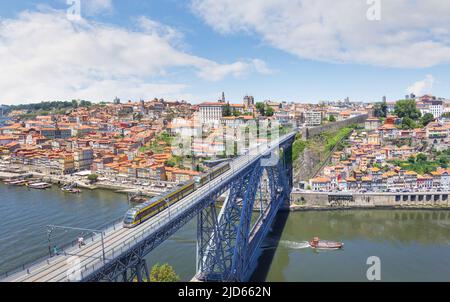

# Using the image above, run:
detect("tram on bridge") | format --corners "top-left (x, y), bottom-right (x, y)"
top-left (123, 162), bottom-right (231, 228)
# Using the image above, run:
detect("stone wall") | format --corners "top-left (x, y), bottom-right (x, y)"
top-left (302, 114), bottom-right (368, 140)
top-left (291, 191), bottom-right (450, 209)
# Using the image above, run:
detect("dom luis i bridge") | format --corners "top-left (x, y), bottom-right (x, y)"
top-left (1, 132), bottom-right (296, 282)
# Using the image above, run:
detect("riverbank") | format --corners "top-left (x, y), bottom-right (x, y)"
top-left (290, 204), bottom-right (450, 211)
top-left (0, 171), bottom-right (164, 196)
top-left (291, 190), bottom-right (450, 211)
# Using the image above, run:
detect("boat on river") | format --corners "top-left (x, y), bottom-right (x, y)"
top-left (309, 237), bottom-right (344, 250)
top-left (10, 180), bottom-right (29, 186)
top-left (61, 184), bottom-right (81, 194)
top-left (28, 182), bottom-right (52, 189)
top-left (129, 195), bottom-right (147, 203)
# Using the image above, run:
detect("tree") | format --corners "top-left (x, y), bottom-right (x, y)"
top-left (416, 153), bottom-right (427, 163)
top-left (373, 100), bottom-right (388, 118)
top-left (150, 263), bottom-right (180, 282)
top-left (265, 106), bottom-right (274, 117)
top-left (222, 103), bottom-right (232, 117)
top-left (255, 102), bottom-right (265, 116)
top-left (87, 174), bottom-right (98, 183)
top-left (420, 113), bottom-right (434, 127)
top-left (328, 115), bottom-right (336, 122)
top-left (394, 99), bottom-right (421, 120)
top-left (400, 116), bottom-right (418, 129)
top-left (165, 158), bottom-right (176, 167)
top-left (438, 155), bottom-right (449, 168)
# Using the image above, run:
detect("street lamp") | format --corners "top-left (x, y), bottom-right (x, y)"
top-left (46, 225), bottom-right (107, 264)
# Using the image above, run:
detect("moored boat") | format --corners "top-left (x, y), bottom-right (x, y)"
top-left (10, 180), bottom-right (29, 186)
top-left (28, 182), bottom-right (52, 189)
top-left (61, 187), bottom-right (81, 194)
top-left (309, 237), bottom-right (344, 249)
top-left (130, 196), bottom-right (147, 203)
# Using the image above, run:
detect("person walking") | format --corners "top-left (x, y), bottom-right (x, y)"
top-left (78, 236), bottom-right (85, 248)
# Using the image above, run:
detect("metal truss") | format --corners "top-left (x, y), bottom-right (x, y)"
top-left (82, 136), bottom-right (294, 282)
top-left (197, 139), bottom-right (294, 282)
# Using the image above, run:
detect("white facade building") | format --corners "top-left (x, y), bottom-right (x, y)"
top-left (429, 100), bottom-right (444, 118)
top-left (198, 102), bottom-right (224, 125)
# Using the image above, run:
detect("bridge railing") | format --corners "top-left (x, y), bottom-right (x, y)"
top-left (0, 216), bottom-right (125, 280)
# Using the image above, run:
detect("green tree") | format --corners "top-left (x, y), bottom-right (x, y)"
top-left (265, 106), bottom-right (274, 117)
top-left (420, 113), bottom-right (434, 127)
top-left (400, 116), bottom-right (418, 129)
top-left (416, 153), bottom-right (427, 163)
top-left (394, 99), bottom-right (421, 120)
top-left (222, 103), bottom-right (232, 117)
top-left (150, 263), bottom-right (180, 282)
top-left (373, 100), bottom-right (388, 118)
top-left (165, 158), bottom-right (176, 167)
top-left (87, 174), bottom-right (99, 183)
top-left (328, 115), bottom-right (336, 122)
top-left (438, 155), bottom-right (449, 168)
top-left (255, 102), bottom-right (265, 116)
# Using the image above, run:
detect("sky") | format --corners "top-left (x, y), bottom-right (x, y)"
top-left (0, 0), bottom-right (450, 105)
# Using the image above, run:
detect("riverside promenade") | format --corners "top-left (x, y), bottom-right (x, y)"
top-left (290, 189), bottom-right (450, 211)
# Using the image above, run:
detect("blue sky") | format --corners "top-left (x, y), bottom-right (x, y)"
top-left (0, 0), bottom-right (449, 104)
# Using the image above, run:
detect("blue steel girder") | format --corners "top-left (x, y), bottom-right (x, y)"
top-left (244, 158), bottom-right (291, 279)
top-left (197, 160), bottom-right (261, 281)
top-left (196, 201), bottom-right (226, 279)
top-left (198, 137), bottom-right (294, 282)
top-left (229, 161), bottom-right (264, 280)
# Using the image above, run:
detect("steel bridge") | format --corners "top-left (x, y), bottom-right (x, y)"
top-left (1, 132), bottom-right (296, 282)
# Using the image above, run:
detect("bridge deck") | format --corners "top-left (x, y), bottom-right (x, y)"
top-left (2, 133), bottom-right (295, 282)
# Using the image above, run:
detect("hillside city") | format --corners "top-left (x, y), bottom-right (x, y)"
top-left (0, 93), bottom-right (449, 195)
top-left (307, 95), bottom-right (450, 194)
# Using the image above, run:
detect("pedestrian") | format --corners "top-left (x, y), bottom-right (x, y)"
top-left (53, 245), bottom-right (59, 256)
top-left (78, 236), bottom-right (85, 248)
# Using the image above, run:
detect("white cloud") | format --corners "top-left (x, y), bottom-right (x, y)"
top-left (407, 75), bottom-right (435, 96)
top-left (252, 59), bottom-right (275, 75)
top-left (0, 9), bottom-right (269, 104)
top-left (83, 0), bottom-right (114, 16)
top-left (192, 0), bottom-right (450, 68)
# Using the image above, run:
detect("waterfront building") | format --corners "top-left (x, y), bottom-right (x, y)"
top-left (74, 148), bottom-right (94, 171)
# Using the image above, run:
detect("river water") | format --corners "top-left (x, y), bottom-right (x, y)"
top-left (0, 183), bottom-right (449, 281)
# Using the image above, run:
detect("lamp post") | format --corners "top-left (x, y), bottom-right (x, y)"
top-left (47, 225), bottom-right (107, 264)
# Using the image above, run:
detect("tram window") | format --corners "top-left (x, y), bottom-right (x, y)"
top-left (124, 216), bottom-right (134, 223)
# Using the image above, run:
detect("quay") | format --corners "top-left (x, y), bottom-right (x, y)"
top-left (291, 190), bottom-right (450, 211)
top-left (0, 170), bottom-right (169, 197)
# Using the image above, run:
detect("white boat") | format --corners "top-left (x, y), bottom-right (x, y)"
top-left (28, 182), bottom-right (52, 189)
